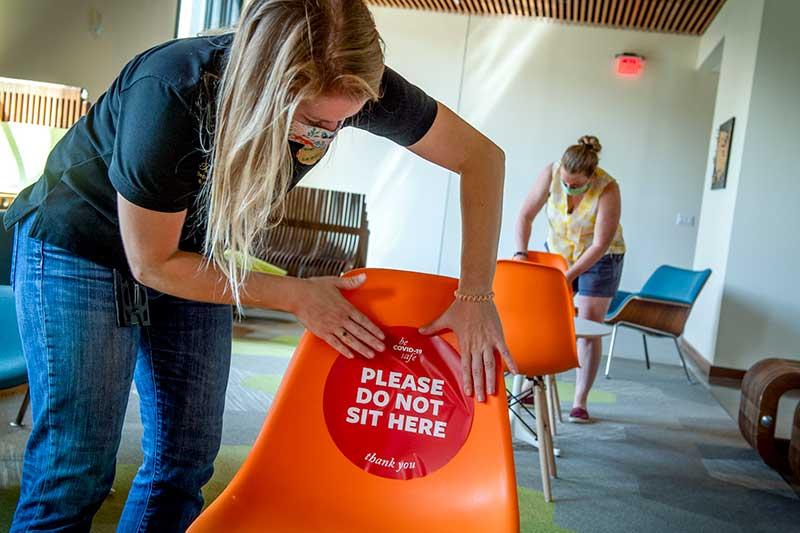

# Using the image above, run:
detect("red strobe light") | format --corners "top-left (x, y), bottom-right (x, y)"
top-left (615, 53), bottom-right (645, 77)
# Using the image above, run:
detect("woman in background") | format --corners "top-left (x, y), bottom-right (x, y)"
top-left (514, 136), bottom-right (625, 423)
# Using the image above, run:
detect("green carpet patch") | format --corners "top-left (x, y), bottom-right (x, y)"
top-left (241, 374), bottom-right (285, 395)
top-left (91, 463), bottom-right (139, 531)
top-left (269, 335), bottom-right (300, 346)
top-left (0, 450), bottom-right (252, 530)
top-left (0, 465), bottom-right (142, 532)
top-left (83, 447), bottom-right (250, 529)
top-left (504, 376), bottom-right (616, 405)
top-left (517, 486), bottom-right (574, 533)
top-left (0, 485), bottom-right (19, 526)
top-left (232, 338), bottom-right (296, 359)
top-left (555, 381), bottom-right (616, 404)
top-left (203, 445), bottom-right (251, 507)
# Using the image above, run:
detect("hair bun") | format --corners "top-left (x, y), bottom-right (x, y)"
top-left (578, 135), bottom-right (602, 154)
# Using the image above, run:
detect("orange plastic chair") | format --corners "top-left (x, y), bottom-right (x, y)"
top-left (190, 268), bottom-right (519, 533)
top-left (493, 260), bottom-right (579, 502)
top-left (518, 251), bottom-right (572, 434)
top-left (524, 251), bottom-right (568, 273)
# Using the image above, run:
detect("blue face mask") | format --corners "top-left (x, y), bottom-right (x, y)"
top-left (561, 180), bottom-right (590, 196)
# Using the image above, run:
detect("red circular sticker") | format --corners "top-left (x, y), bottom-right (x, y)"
top-left (323, 326), bottom-right (474, 480)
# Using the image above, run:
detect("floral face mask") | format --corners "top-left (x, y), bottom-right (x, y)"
top-left (288, 121), bottom-right (341, 166)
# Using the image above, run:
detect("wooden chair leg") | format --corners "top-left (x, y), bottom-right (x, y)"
top-left (552, 376), bottom-right (564, 423)
top-left (534, 378), bottom-right (552, 502)
top-left (545, 426), bottom-right (557, 479)
top-left (541, 379), bottom-right (558, 479)
top-left (545, 375), bottom-right (558, 437)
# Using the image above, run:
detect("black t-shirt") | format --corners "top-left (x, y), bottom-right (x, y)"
top-left (4, 33), bottom-right (438, 272)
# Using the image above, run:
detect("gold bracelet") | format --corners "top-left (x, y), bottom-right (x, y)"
top-left (454, 289), bottom-right (495, 303)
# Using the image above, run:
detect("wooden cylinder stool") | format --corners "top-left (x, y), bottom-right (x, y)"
top-left (790, 403), bottom-right (800, 478)
top-left (738, 358), bottom-right (800, 472)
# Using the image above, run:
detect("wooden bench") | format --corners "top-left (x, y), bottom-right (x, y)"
top-left (260, 186), bottom-right (369, 278)
top-left (1, 77), bottom-right (90, 209)
top-left (739, 358), bottom-right (800, 476)
top-left (1, 76), bottom-right (89, 128)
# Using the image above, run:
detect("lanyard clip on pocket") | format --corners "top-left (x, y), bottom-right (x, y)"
top-left (113, 269), bottom-right (151, 327)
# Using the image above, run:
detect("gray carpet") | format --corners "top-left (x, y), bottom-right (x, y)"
top-left (514, 360), bottom-right (799, 532)
top-left (0, 320), bottom-right (797, 532)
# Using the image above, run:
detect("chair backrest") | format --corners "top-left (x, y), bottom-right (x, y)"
top-left (493, 260), bottom-right (579, 377)
top-left (261, 186), bottom-right (369, 278)
top-left (525, 250), bottom-right (568, 273)
top-left (190, 268), bottom-right (519, 532)
top-left (639, 265), bottom-right (711, 306)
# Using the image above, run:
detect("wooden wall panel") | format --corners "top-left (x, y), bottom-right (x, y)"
top-left (365, 0), bottom-right (728, 35)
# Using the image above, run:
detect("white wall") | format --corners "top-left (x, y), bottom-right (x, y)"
top-left (0, 0), bottom-right (178, 101)
top-left (314, 8), bottom-right (717, 366)
top-left (685, 0), bottom-right (766, 364)
top-left (714, 0), bottom-right (800, 370)
top-left (440, 17), bottom-right (716, 290)
top-left (303, 9), bottom-right (468, 275)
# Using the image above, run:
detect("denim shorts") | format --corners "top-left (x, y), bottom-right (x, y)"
top-left (573, 253), bottom-right (624, 298)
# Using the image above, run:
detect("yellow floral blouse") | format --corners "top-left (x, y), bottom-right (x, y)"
top-left (545, 162), bottom-right (626, 266)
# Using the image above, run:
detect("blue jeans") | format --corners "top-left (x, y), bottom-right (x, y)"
top-left (10, 214), bottom-right (232, 532)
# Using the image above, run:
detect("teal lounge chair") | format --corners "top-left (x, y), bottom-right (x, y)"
top-left (604, 265), bottom-right (711, 383)
top-left (0, 285), bottom-right (28, 425)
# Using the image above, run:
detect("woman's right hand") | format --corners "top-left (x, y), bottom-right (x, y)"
top-left (291, 273), bottom-right (385, 359)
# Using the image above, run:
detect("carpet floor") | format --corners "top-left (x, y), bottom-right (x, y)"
top-left (0, 318), bottom-right (797, 532)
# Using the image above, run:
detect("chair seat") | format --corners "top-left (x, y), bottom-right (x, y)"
top-left (0, 350), bottom-right (26, 389)
top-left (0, 285), bottom-right (27, 390)
top-left (606, 290), bottom-right (634, 318)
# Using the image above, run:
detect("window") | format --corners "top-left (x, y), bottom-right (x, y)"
top-left (176, 0), bottom-right (243, 38)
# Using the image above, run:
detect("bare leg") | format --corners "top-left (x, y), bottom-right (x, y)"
top-left (573, 295), bottom-right (613, 410)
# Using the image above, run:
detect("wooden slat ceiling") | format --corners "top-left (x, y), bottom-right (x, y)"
top-left (365, 0), bottom-right (727, 36)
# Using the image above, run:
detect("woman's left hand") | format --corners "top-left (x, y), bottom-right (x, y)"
top-left (419, 300), bottom-right (518, 402)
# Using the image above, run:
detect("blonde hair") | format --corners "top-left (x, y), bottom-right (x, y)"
top-left (561, 135), bottom-right (602, 176)
top-left (201, 0), bottom-right (384, 307)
